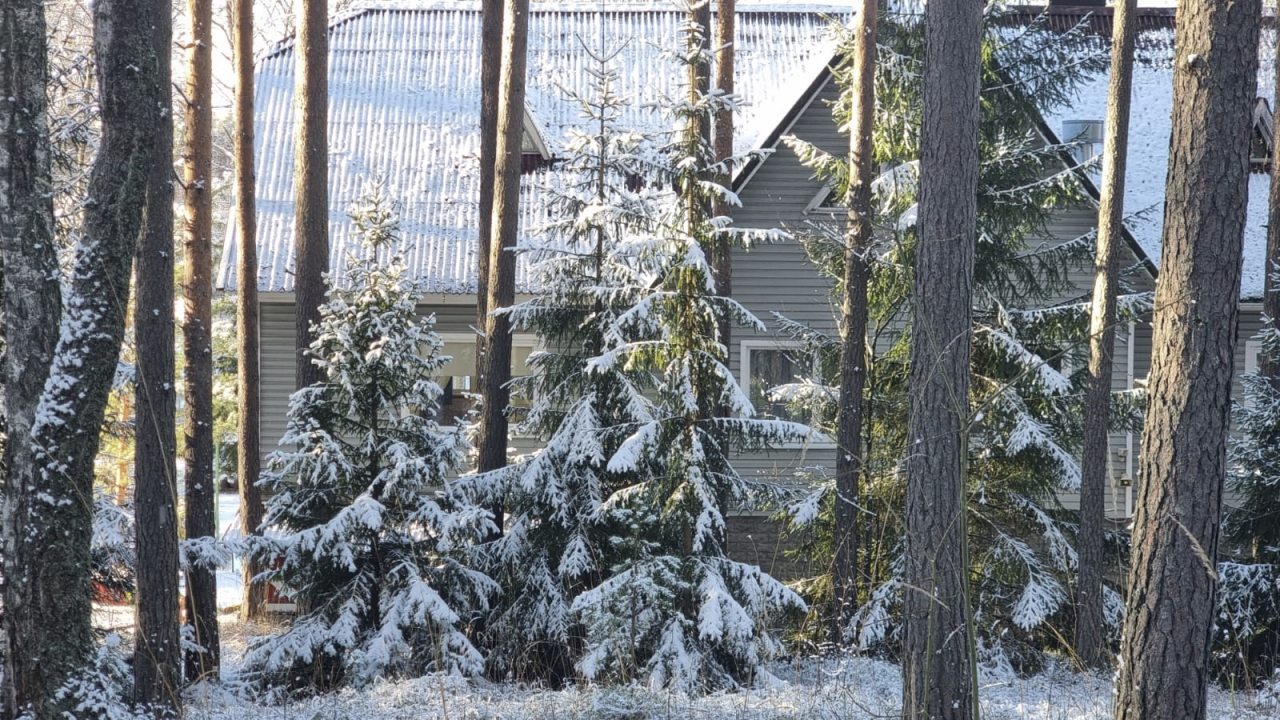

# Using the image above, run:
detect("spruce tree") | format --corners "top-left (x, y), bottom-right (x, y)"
top-left (244, 189), bottom-right (496, 690)
top-left (568, 22), bottom-right (807, 692)
top-left (780, 11), bottom-right (1127, 669)
top-left (473, 48), bottom-right (660, 685)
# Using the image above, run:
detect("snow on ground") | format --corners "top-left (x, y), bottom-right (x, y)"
top-left (180, 626), bottom-right (1277, 720)
top-left (166, 496), bottom-right (1278, 719)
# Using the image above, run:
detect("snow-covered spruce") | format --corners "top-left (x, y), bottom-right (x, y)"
top-left (562, 22), bottom-right (807, 692)
top-left (779, 12), bottom-right (1128, 669)
top-left (1221, 320), bottom-right (1280, 683)
top-left (462, 47), bottom-right (665, 685)
top-left (242, 188), bottom-right (496, 690)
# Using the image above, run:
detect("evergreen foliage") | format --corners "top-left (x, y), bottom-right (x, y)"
top-left (1222, 320), bottom-right (1280, 685)
top-left (473, 23), bottom-right (808, 691)
top-left (243, 189), bottom-right (496, 690)
top-left (566, 19), bottom-right (808, 692)
top-left (778, 9), bottom-right (1142, 669)
top-left (471, 46), bottom-right (662, 685)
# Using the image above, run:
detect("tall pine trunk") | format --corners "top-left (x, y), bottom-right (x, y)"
top-left (1262, 12), bottom-right (1280, 391)
top-left (233, 0), bottom-right (268, 622)
top-left (17, 0), bottom-right (161, 713)
top-left (832, 0), bottom-right (876, 645)
top-left (1113, 2), bottom-right (1260, 718)
top-left (476, 0), bottom-right (503, 377)
top-left (182, 0), bottom-right (220, 678)
top-left (475, 0), bottom-right (530, 498)
top-left (0, 0), bottom-right (61, 713)
top-left (1074, 0), bottom-right (1135, 670)
top-left (712, 0), bottom-right (734, 345)
top-left (294, 0), bottom-right (329, 391)
top-left (476, 0), bottom-right (504, 537)
top-left (134, 2), bottom-right (181, 711)
top-left (901, 0), bottom-right (981, 717)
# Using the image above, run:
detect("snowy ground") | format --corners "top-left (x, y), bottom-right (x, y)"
top-left (142, 495), bottom-right (1276, 719)
top-left (180, 648), bottom-right (1277, 720)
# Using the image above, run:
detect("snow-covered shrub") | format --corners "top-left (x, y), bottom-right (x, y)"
top-left (242, 188), bottom-right (496, 691)
top-left (778, 9), bottom-right (1132, 669)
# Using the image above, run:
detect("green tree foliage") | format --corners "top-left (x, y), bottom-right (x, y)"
top-left (778, 10), bottom-right (1146, 670)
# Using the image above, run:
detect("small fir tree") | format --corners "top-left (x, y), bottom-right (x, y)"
top-left (567, 19), bottom-right (808, 691)
top-left (243, 188), bottom-right (496, 690)
top-left (470, 46), bottom-right (664, 685)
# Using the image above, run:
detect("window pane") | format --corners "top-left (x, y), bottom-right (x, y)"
top-left (749, 348), bottom-right (801, 422)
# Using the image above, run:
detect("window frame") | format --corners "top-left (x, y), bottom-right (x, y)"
top-left (738, 338), bottom-right (833, 449)
top-left (433, 331), bottom-right (538, 428)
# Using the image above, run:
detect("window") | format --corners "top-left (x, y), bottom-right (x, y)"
top-left (434, 334), bottom-right (535, 425)
top-left (741, 341), bottom-right (811, 424)
top-left (1246, 338), bottom-right (1262, 376)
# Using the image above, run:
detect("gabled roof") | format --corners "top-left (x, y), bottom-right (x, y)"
top-left (218, 1), bottom-right (849, 294)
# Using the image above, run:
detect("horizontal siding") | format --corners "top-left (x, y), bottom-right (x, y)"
top-left (259, 298), bottom-right (531, 466)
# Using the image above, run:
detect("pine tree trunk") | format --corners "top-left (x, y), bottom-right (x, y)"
top-left (1262, 15), bottom-right (1280, 391)
top-left (712, 0), bottom-right (734, 347)
top-left (233, 0), bottom-right (268, 623)
top-left (475, 0), bottom-right (530, 497)
top-left (294, 0), bottom-right (329, 391)
top-left (1074, 0), bottom-right (1136, 671)
top-left (901, 0), bottom-right (981, 717)
top-left (1113, 3), bottom-right (1259, 719)
top-left (0, 0), bottom-right (62, 713)
top-left (832, 0), bottom-right (876, 647)
top-left (134, 2), bottom-right (182, 711)
top-left (476, 0), bottom-right (503, 387)
top-left (14, 0), bottom-right (160, 714)
top-left (182, 0), bottom-right (220, 679)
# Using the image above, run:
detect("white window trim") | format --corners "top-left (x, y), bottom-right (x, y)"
top-left (434, 332), bottom-right (538, 427)
top-left (739, 339), bottom-right (834, 449)
top-left (802, 185), bottom-right (844, 216)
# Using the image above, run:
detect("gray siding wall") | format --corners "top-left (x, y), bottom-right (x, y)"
top-left (258, 297), bottom-right (540, 464)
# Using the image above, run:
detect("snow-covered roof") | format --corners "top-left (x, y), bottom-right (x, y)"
top-left (218, 1), bottom-right (848, 294)
top-left (1028, 7), bottom-right (1279, 300)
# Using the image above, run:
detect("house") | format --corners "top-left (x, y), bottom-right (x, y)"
top-left (217, 2), bottom-right (1278, 574)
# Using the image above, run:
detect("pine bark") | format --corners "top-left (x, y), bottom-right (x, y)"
top-left (476, 0), bottom-right (503, 375)
top-left (294, 0), bottom-right (329, 391)
top-left (134, 2), bottom-right (182, 711)
top-left (14, 0), bottom-right (160, 714)
top-left (1074, 0), bottom-right (1135, 670)
top-left (832, 0), bottom-right (876, 646)
top-left (182, 0), bottom-right (220, 678)
top-left (0, 0), bottom-right (62, 713)
top-left (712, 0), bottom-right (734, 346)
top-left (901, 0), bottom-right (981, 718)
top-left (1113, 3), bottom-right (1260, 719)
top-left (1262, 13), bottom-right (1280, 387)
top-left (233, 0), bottom-right (267, 622)
top-left (475, 0), bottom-right (530, 492)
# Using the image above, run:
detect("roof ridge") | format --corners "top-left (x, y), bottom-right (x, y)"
top-left (260, 1), bottom-right (853, 62)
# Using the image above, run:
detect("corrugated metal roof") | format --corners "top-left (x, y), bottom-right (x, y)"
top-left (219, 1), bottom-right (849, 294)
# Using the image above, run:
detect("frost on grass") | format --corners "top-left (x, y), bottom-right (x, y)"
top-left (242, 187), bottom-right (495, 691)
